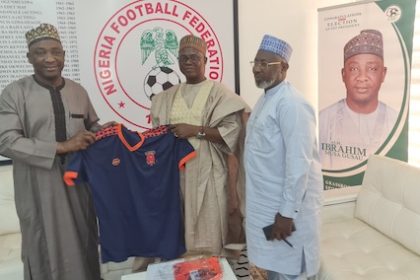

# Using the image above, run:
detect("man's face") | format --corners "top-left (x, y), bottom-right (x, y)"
top-left (178, 47), bottom-right (206, 84)
top-left (342, 53), bottom-right (387, 109)
top-left (27, 39), bottom-right (65, 85)
top-left (252, 50), bottom-right (286, 90)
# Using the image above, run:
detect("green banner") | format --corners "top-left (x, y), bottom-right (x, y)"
top-left (318, 0), bottom-right (416, 189)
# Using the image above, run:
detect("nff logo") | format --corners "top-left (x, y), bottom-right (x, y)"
top-left (94, 0), bottom-right (224, 129)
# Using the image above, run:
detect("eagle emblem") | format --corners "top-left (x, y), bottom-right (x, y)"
top-left (140, 27), bottom-right (178, 66)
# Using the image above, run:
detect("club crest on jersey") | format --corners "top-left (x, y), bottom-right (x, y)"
top-left (145, 151), bottom-right (156, 166)
top-left (112, 158), bottom-right (121, 166)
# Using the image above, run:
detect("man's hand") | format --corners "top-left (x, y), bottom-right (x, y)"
top-left (270, 213), bottom-right (295, 241)
top-left (169, 123), bottom-right (199, 139)
top-left (56, 130), bottom-right (96, 154)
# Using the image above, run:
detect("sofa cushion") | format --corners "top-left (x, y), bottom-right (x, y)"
top-left (355, 155), bottom-right (420, 256)
top-left (0, 166), bottom-right (20, 235)
top-left (319, 217), bottom-right (420, 280)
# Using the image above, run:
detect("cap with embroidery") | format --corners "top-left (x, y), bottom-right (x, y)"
top-left (179, 35), bottom-right (206, 55)
top-left (25, 23), bottom-right (61, 47)
top-left (258, 34), bottom-right (293, 63)
top-left (344, 29), bottom-right (383, 61)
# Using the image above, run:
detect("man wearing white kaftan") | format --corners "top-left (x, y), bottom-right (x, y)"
top-left (245, 35), bottom-right (323, 280)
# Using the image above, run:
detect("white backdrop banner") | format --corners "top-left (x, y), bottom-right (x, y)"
top-left (0, 0), bottom-right (236, 132)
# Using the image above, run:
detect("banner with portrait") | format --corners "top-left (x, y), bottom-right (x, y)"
top-left (0, 0), bottom-right (237, 162)
top-left (318, 0), bottom-right (416, 189)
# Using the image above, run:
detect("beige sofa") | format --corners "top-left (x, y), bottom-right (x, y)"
top-left (318, 155), bottom-right (420, 280)
top-left (0, 164), bottom-right (133, 280)
top-left (0, 164), bottom-right (23, 280)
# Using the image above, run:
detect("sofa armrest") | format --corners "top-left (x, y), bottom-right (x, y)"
top-left (323, 186), bottom-right (361, 206)
top-left (321, 201), bottom-right (356, 224)
top-left (321, 186), bottom-right (361, 224)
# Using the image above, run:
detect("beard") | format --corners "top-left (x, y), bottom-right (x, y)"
top-left (255, 79), bottom-right (275, 89)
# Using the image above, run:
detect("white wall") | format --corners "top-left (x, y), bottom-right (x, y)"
top-left (238, 0), bottom-right (358, 109)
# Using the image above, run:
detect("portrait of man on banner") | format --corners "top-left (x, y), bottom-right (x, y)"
top-left (319, 29), bottom-right (398, 171)
top-left (317, 0), bottom-right (411, 180)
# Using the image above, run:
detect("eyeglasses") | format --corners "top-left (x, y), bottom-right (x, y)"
top-left (178, 54), bottom-right (203, 64)
top-left (250, 61), bottom-right (282, 70)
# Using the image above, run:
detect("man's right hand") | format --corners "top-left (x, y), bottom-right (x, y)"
top-left (56, 130), bottom-right (96, 154)
top-left (271, 213), bottom-right (295, 241)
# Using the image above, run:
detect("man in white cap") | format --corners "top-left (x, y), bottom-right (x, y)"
top-left (0, 23), bottom-right (106, 280)
top-left (319, 29), bottom-right (397, 170)
top-left (245, 34), bottom-right (323, 280)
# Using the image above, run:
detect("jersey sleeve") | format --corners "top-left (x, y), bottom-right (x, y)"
top-left (176, 138), bottom-right (196, 170)
top-left (63, 152), bottom-right (86, 186)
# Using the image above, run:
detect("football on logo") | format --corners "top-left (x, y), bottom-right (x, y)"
top-left (144, 66), bottom-right (181, 100)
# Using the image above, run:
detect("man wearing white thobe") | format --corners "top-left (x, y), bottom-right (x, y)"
top-left (245, 35), bottom-right (323, 280)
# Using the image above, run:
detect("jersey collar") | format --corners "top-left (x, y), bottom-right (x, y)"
top-left (117, 123), bottom-right (145, 151)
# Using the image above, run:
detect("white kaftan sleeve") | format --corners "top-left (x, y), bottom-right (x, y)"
top-left (277, 100), bottom-right (318, 219)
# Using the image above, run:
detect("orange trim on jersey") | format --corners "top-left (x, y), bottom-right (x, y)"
top-left (179, 151), bottom-right (197, 170)
top-left (95, 124), bottom-right (119, 140)
top-left (63, 171), bottom-right (78, 187)
top-left (142, 125), bottom-right (169, 138)
top-left (117, 123), bottom-right (145, 152)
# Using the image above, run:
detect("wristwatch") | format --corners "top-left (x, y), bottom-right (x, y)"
top-left (196, 126), bottom-right (206, 139)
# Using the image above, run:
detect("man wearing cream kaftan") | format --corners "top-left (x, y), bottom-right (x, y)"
top-left (151, 79), bottom-right (246, 255)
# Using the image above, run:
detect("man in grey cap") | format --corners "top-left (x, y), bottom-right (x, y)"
top-left (319, 29), bottom-right (397, 170)
top-left (0, 23), bottom-right (105, 280)
top-left (244, 34), bottom-right (323, 280)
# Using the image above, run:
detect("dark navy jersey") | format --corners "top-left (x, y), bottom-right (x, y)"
top-left (64, 124), bottom-right (196, 262)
